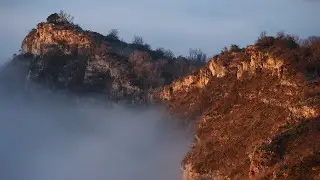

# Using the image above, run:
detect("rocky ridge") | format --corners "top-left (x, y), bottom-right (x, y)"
top-left (157, 36), bottom-right (320, 179)
top-left (19, 13), bottom-right (201, 103)
top-left (8, 12), bottom-right (320, 179)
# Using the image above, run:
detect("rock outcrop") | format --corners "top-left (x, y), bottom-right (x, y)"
top-left (157, 36), bottom-right (320, 179)
top-left (19, 13), bottom-right (201, 102)
top-left (22, 22), bottom-right (92, 56)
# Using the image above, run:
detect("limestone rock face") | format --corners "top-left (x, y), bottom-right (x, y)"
top-left (157, 37), bottom-right (320, 179)
top-left (22, 23), bottom-right (92, 56)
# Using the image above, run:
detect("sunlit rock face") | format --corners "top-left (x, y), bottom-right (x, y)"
top-left (22, 23), bottom-right (92, 56)
top-left (157, 37), bottom-right (320, 179)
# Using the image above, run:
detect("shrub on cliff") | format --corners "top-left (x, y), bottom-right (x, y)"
top-left (46, 13), bottom-right (60, 24)
top-left (255, 32), bottom-right (276, 49)
top-left (256, 31), bottom-right (299, 51)
top-left (106, 29), bottom-right (120, 42)
top-left (229, 44), bottom-right (242, 52)
top-left (46, 10), bottom-right (74, 25)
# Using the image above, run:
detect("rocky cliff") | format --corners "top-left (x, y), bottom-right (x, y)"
top-left (11, 12), bottom-right (320, 179)
top-left (157, 35), bottom-right (320, 179)
top-left (22, 23), bottom-right (92, 55)
top-left (19, 13), bottom-right (201, 103)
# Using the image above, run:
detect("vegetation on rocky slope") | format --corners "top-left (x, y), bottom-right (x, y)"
top-left (11, 11), bottom-right (320, 179)
top-left (158, 33), bottom-right (320, 179)
top-left (20, 12), bottom-right (206, 103)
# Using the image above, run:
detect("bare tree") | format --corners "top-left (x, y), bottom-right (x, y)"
top-left (155, 48), bottom-right (174, 59)
top-left (106, 29), bottom-right (119, 41)
top-left (276, 31), bottom-right (286, 39)
top-left (229, 44), bottom-right (241, 52)
top-left (58, 10), bottom-right (74, 24)
top-left (260, 31), bottom-right (267, 39)
top-left (302, 36), bottom-right (320, 46)
top-left (188, 48), bottom-right (207, 63)
top-left (163, 49), bottom-right (175, 59)
top-left (132, 35), bottom-right (144, 45)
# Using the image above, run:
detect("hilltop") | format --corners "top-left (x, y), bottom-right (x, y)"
top-left (18, 11), bottom-right (205, 103)
top-left (5, 12), bottom-right (320, 180)
top-left (156, 34), bottom-right (320, 179)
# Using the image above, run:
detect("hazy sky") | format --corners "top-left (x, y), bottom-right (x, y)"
top-left (0, 0), bottom-right (319, 60)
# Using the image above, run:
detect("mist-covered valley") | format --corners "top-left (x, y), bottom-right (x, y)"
top-left (0, 60), bottom-right (192, 180)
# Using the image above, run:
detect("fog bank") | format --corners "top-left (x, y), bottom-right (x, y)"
top-left (0, 61), bottom-right (192, 180)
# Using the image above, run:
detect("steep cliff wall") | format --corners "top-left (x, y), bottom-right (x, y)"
top-left (158, 38), bottom-right (320, 179)
top-left (21, 22), bottom-right (140, 100)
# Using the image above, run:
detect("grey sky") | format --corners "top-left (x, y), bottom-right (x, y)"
top-left (0, 0), bottom-right (319, 60)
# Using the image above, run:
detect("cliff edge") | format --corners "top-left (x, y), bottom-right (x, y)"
top-left (157, 35), bottom-right (320, 179)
